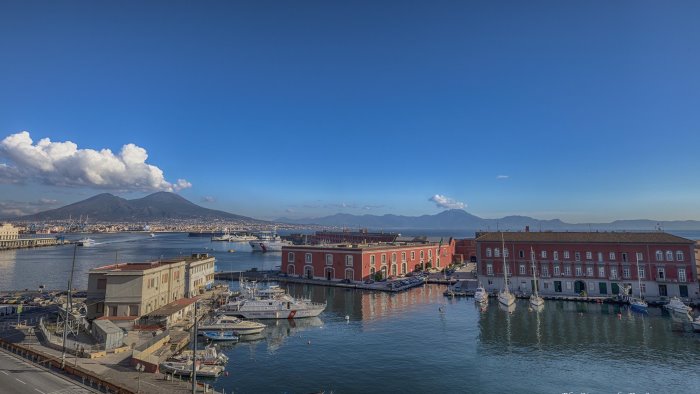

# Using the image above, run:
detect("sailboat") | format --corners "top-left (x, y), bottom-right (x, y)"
top-left (529, 247), bottom-right (544, 308)
top-left (497, 233), bottom-right (516, 307)
top-left (629, 257), bottom-right (648, 312)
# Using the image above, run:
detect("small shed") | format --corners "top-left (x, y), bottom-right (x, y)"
top-left (91, 319), bottom-right (125, 350)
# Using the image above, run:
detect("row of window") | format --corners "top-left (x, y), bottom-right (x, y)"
top-left (485, 263), bottom-right (687, 281)
top-left (484, 248), bottom-right (685, 262)
top-left (288, 249), bottom-right (443, 266)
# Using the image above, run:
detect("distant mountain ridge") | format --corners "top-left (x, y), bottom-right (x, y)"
top-left (14, 192), bottom-right (261, 222)
top-left (277, 209), bottom-right (700, 231)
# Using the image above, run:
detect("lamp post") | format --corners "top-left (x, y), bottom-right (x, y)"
top-left (135, 363), bottom-right (145, 393)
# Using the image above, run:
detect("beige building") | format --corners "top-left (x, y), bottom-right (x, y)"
top-left (0, 222), bottom-right (59, 249)
top-left (86, 253), bottom-right (216, 321)
top-left (0, 223), bottom-right (19, 241)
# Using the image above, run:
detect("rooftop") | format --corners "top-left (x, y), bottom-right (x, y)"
top-left (283, 241), bottom-right (443, 251)
top-left (141, 297), bottom-right (198, 318)
top-left (90, 253), bottom-right (214, 273)
top-left (476, 231), bottom-right (694, 244)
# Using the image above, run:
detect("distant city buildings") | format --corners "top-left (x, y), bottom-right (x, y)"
top-left (0, 222), bottom-right (62, 249)
top-left (475, 231), bottom-right (699, 299)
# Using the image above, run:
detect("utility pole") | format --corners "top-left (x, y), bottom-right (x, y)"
top-left (192, 300), bottom-right (198, 393)
top-left (61, 244), bottom-right (77, 368)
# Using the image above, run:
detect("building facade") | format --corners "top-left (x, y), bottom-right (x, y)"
top-left (86, 253), bottom-right (216, 320)
top-left (282, 240), bottom-right (456, 282)
top-left (0, 223), bottom-right (19, 241)
top-left (476, 231), bottom-right (699, 300)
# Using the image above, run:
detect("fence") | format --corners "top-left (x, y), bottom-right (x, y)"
top-left (38, 316), bottom-right (104, 354)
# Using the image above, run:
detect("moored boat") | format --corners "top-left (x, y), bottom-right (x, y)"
top-left (201, 330), bottom-right (239, 342)
top-left (663, 297), bottom-right (692, 314)
top-left (474, 284), bottom-right (488, 303)
top-left (497, 233), bottom-right (516, 307)
top-left (529, 247), bottom-right (545, 308)
top-left (198, 315), bottom-right (266, 335)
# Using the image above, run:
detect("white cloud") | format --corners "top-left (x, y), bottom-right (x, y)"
top-left (429, 194), bottom-right (466, 210)
top-left (0, 131), bottom-right (191, 192)
top-left (0, 198), bottom-right (61, 217)
top-left (496, 175), bottom-right (509, 179)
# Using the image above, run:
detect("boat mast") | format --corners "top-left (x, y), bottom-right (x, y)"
top-left (636, 255), bottom-right (643, 299)
top-left (531, 247), bottom-right (539, 298)
top-left (501, 232), bottom-right (509, 294)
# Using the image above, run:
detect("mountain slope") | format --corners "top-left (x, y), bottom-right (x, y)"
top-left (15, 192), bottom-right (259, 222)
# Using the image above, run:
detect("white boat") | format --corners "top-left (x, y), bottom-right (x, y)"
top-left (529, 247), bottom-right (544, 308)
top-left (201, 331), bottom-right (239, 342)
top-left (229, 233), bottom-right (258, 242)
top-left (220, 279), bottom-right (326, 319)
top-left (174, 345), bottom-right (229, 365)
top-left (160, 361), bottom-right (224, 378)
top-left (664, 297), bottom-right (692, 314)
top-left (77, 238), bottom-right (95, 247)
top-left (249, 228), bottom-right (291, 252)
top-left (150, 233), bottom-right (155, 238)
top-left (474, 284), bottom-right (488, 303)
top-left (198, 315), bottom-right (266, 335)
top-left (497, 233), bottom-right (515, 307)
top-left (691, 316), bottom-right (700, 332)
top-left (211, 229), bottom-right (233, 242)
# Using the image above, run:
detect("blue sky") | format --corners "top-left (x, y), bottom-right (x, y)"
top-left (1, 0), bottom-right (699, 222)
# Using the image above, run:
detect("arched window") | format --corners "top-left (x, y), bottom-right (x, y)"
top-left (655, 250), bottom-right (663, 261)
top-left (486, 248), bottom-right (492, 257)
top-left (287, 264), bottom-right (295, 275)
top-left (665, 251), bottom-right (673, 261)
top-left (344, 268), bottom-right (354, 281)
top-left (494, 248), bottom-right (500, 258)
top-left (287, 252), bottom-right (295, 262)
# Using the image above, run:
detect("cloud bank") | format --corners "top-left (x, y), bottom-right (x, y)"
top-left (496, 175), bottom-right (509, 179)
top-left (0, 198), bottom-right (61, 218)
top-left (0, 131), bottom-right (191, 192)
top-left (429, 194), bottom-right (466, 210)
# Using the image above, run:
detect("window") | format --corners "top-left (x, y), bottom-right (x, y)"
top-left (519, 265), bottom-right (526, 275)
top-left (636, 252), bottom-right (643, 262)
top-left (288, 252), bottom-right (295, 263)
top-left (542, 266), bottom-right (549, 277)
top-left (411, 251), bottom-right (415, 261)
top-left (598, 252), bottom-right (603, 262)
top-left (656, 250), bottom-right (663, 261)
top-left (575, 252), bottom-right (581, 261)
top-left (494, 248), bottom-right (500, 258)
top-left (97, 278), bottom-right (107, 290)
top-left (638, 266), bottom-right (645, 279)
top-left (676, 251), bottom-right (684, 261)
top-left (563, 251), bottom-right (570, 259)
top-left (96, 303), bottom-right (104, 314)
top-left (553, 251), bottom-right (559, 261)
top-left (665, 251), bottom-right (673, 261)
top-left (381, 254), bottom-right (386, 265)
top-left (586, 267), bottom-right (593, 277)
top-left (325, 254), bottom-right (333, 265)
top-left (622, 268), bottom-right (630, 279)
top-left (621, 253), bottom-right (628, 262)
top-left (575, 267), bottom-right (582, 276)
top-left (610, 268), bottom-right (617, 279)
top-left (553, 265), bottom-right (560, 276)
top-left (585, 251), bottom-right (592, 260)
top-left (392, 253), bottom-right (397, 263)
top-left (564, 266), bottom-right (571, 276)
top-left (428, 250), bottom-right (433, 259)
top-left (657, 267), bottom-right (665, 279)
top-left (640, 283), bottom-right (646, 294)
top-left (519, 250), bottom-right (525, 258)
top-left (541, 250), bottom-right (547, 259)
top-left (401, 252), bottom-right (406, 262)
top-left (486, 263), bottom-right (493, 275)
top-left (678, 268), bottom-right (687, 282)
top-left (420, 250), bottom-right (424, 259)
top-left (305, 253), bottom-right (312, 263)
top-left (503, 248), bottom-right (509, 257)
top-left (598, 267), bottom-right (605, 278)
top-left (485, 248), bottom-right (492, 258)
top-left (345, 255), bottom-right (354, 267)
top-left (370, 255), bottom-right (375, 266)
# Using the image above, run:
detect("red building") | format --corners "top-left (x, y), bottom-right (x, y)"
top-left (476, 231), bottom-right (698, 300)
top-left (454, 238), bottom-right (477, 263)
top-left (282, 240), bottom-right (456, 282)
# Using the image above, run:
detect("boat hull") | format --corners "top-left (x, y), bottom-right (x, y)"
top-left (235, 306), bottom-right (325, 319)
top-left (498, 292), bottom-right (515, 307)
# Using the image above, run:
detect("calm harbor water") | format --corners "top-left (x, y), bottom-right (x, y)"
top-left (2, 233), bottom-right (700, 393)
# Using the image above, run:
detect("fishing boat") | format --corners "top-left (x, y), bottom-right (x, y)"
top-left (198, 314), bottom-right (266, 335)
top-left (201, 331), bottom-right (239, 342)
top-left (529, 247), bottom-right (544, 308)
top-left (663, 297), bottom-right (692, 314)
top-left (497, 233), bottom-right (516, 307)
top-left (474, 283), bottom-right (488, 303)
top-left (77, 238), bottom-right (96, 247)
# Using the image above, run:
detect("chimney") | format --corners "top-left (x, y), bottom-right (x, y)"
top-left (525, 226), bottom-right (530, 232)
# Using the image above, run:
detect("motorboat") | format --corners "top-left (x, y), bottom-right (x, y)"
top-left (201, 331), bottom-right (239, 342)
top-left (198, 315), bottom-right (266, 335)
top-left (663, 297), bottom-right (692, 314)
top-left (220, 278), bottom-right (326, 319)
top-left (474, 284), bottom-right (488, 303)
top-left (173, 345), bottom-right (229, 366)
top-left (249, 228), bottom-right (291, 252)
top-left (77, 238), bottom-right (96, 247)
top-left (149, 233), bottom-right (155, 238)
top-left (629, 297), bottom-right (648, 312)
top-left (160, 361), bottom-right (224, 378)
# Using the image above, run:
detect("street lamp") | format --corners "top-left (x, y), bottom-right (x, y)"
top-left (135, 363), bottom-right (145, 393)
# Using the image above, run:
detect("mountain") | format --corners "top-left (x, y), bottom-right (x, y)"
top-left (277, 209), bottom-right (700, 231)
top-left (14, 192), bottom-right (261, 222)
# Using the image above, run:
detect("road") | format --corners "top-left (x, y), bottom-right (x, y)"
top-left (0, 348), bottom-right (94, 394)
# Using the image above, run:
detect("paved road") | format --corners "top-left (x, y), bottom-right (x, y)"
top-left (0, 348), bottom-right (94, 394)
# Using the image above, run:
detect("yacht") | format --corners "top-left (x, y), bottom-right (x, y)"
top-left (663, 297), bottom-right (692, 314)
top-left (249, 228), bottom-right (291, 252)
top-left (220, 279), bottom-right (326, 319)
top-left (529, 247), bottom-right (544, 308)
top-left (497, 233), bottom-right (516, 307)
top-left (197, 314), bottom-right (266, 335)
top-left (474, 284), bottom-right (488, 303)
top-left (77, 238), bottom-right (96, 247)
